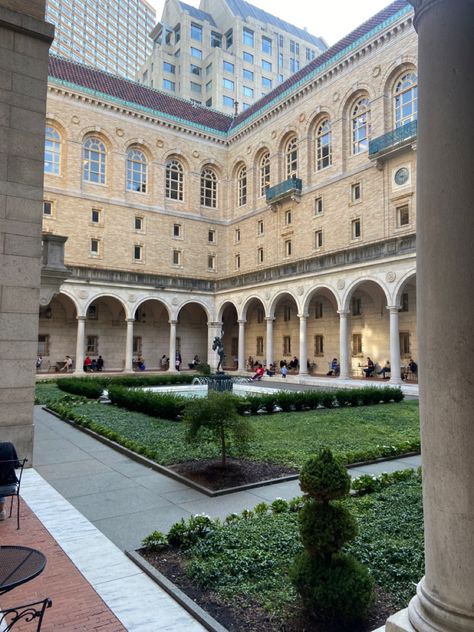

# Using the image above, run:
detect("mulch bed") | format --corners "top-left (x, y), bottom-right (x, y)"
top-left (169, 458), bottom-right (298, 491)
top-left (140, 548), bottom-right (398, 632)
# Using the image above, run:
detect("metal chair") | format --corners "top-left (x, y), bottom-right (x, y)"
top-left (0, 457), bottom-right (28, 530)
top-left (0, 598), bottom-right (52, 631)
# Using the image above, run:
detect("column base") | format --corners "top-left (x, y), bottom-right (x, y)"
top-left (389, 377), bottom-right (403, 385)
top-left (406, 578), bottom-right (474, 632)
top-left (386, 608), bottom-right (416, 632)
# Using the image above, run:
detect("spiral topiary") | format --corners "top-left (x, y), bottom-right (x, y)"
top-left (291, 448), bottom-right (374, 625)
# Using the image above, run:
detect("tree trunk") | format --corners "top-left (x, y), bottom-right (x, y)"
top-left (220, 423), bottom-right (226, 467)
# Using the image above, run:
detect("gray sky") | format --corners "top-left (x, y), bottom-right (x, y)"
top-left (146, 0), bottom-right (393, 46)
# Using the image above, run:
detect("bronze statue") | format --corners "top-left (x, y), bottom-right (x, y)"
top-left (212, 334), bottom-right (225, 372)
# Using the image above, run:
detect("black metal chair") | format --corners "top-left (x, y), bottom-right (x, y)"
top-left (0, 598), bottom-right (52, 631)
top-left (0, 458), bottom-right (28, 530)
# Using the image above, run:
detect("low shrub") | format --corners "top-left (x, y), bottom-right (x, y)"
top-left (57, 377), bottom-right (106, 399)
top-left (142, 530), bottom-right (168, 551)
top-left (168, 514), bottom-right (218, 548)
top-left (107, 385), bottom-right (187, 420)
top-left (352, 467), bottom-right (421, 495)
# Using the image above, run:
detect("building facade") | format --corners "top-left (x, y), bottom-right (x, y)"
top-left (42, 0), bottom-right (417, 382)
top-left (46, 0), bottom-right (156, 79)
top-left (138, 0), bottom-right (327, 113)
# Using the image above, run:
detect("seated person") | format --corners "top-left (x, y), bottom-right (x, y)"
top-left (288, 356), bottom-right (299, 371)
top-left (83, 355), bottom-right (92, 372)
top-left (326, 358), bottom-right (340, 376)
top-left (91, 358), bottom-right (98, 371)
top-left (265, 363), bottom-right (275, 377)
top-left (247, 356), bottom-right (254, 371)
top-left (96, 355), bottom-right (104, 371)
top-left (251, 364), bottom-right (265, 380)
top-left (404, 358), bottom-right (418, 380)
top-left (36, 355), bottom-right (43, 370)
top-left (0, 442), bottom-right (20, 521)
top-left (363, 357), bottom-right (375, 377)
top-left (377, 360), bottom-right (391, 379)
top-left (136, 355), bottom-right (145, 371)
top-left (188, 354), bottom-right (200, 369)
top-left (160, 354), bottom-right (169, 370)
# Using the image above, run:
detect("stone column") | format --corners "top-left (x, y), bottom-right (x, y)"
top-left (207, 322), bottom-right (222, 372)
top-left (168, 320), bottom-right (177, 372)
top-left (74, 316), bottom-right (86, 374)
top-left (265, 317), bottom-right (274, 369)
top-left (387, 2), bottom-right (474, 631)
top-left (387, 306), bottom-right (402, 385)
top-left (124, 318), bottom-right (134, 372)
top-left (338, 310), bottom-right (350, 379)
top-left (238, 320), bottom-right (246, 371)
top-left (298, 314), bottom-right (308, 376)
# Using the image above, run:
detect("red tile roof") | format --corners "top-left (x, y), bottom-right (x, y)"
top-left (48, 1), bottom-right (410, 136)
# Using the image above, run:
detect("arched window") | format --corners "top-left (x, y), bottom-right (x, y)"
top-left (316, 119), bottom-right (332, 170)
top-left (285, 137), bottom-right (298, 179)
top-left (200, 168), bottom-right (217, 208)
top-left (44, 126), bottom-right (61, 175)
top-left (165, 159), bottom-right (184, 200)
top-left (83, 136), bottom-right (106, 184)
top-left (394, 72), bottom-right (418, 127)
top-left (237, 164), bottom-right (247, 207)
top-left (127, 147), bottom-right (148, 193)
top-left (351, 97), bottom-right (371, 155)
top-left (259, 152), bottom-right (270, 197)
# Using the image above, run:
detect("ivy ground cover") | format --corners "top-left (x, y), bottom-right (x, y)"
top-left (36, 383), bottom-right (420, 468)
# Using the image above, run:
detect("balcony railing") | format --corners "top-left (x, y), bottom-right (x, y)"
top-left (266, 177), bottom-right (302, 203)
top-left (368, 119), bottom-right (417, 157)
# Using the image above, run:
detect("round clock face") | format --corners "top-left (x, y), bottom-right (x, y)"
top-left (394, 167), bottom-right (409, 185)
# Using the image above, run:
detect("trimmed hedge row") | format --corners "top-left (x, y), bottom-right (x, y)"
top-left (57, 373), bottom-right (198, 398)
top-left (106, 385), bottom-right (404, 421)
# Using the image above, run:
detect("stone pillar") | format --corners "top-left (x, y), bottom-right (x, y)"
top-left (298, 314), bottom-right (308, 376)
top-left (0, 1), bottom-right (54, 461)
top-left (74, 316), bottom-right (86, 374)
top-left (338, 310), bottom-right (350, 379)
top-left (207, 321), bottom-right (222, 372)
top-left (387, 306), bottom-right (402, 385)
top-left (387, 2), bottom-right (474, 631)
top-left (168, 320), bottom-right (177, 372)
top-left (124, 318), bottom-right (134, 372)
top-left (237, 320), bottom-right (246, 371)
top-left (265, 317), bottom-right (274, 369)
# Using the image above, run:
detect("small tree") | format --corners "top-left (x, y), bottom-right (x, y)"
top-left (291, 448), bottom-right (374, 625)
top-left (183, 391), bottom-right (253, 466)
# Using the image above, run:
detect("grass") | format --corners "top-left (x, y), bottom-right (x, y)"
top-left (35, 383), bottom-right (420, 468)
top-left (175, 476), bottom-right (423, 618)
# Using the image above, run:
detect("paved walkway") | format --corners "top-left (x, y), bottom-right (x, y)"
top-left (14, 405), bottom-right (420, 631)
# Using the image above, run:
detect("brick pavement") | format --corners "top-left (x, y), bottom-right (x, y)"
top-left (0, 501), bottom-right (126, 631)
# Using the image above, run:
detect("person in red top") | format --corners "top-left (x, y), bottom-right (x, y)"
top-left (83, 355), bottom-right (92, 372)
top-left (252, 364), bottom-right (265, 381)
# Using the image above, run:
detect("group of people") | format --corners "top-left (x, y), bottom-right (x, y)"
top-left (83, 355), bottom-right (104, 372)
top-left (362, 357), bottom-right (418, 379)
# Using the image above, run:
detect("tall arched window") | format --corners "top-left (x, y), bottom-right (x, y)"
top-left (316, 119), bottom-right (332, 170)
top-left (127, 147), bottom-right (148, 192)
top-left (394, 72), bottom-right (418, 127)
top-left (237, 164), bottom-right (247, 207)
top-left (285, 137), bottom-right (298, 179)
top-left (259, 152), bottom-right (270, 197)
top-left (165, 159), bottom-right (184, 200)
top-left (44, 126), bottom-right (61, 175)
top-left (83, 136), bottom-right (106, 184)
top-left (351, 97), bottom-right (371, 155)
top-left (200, 168), bottom-right (217, 208)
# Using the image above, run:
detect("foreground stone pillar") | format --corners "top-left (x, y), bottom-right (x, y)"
top-left (124, 318), bottom-right (134, 372)
top-left (387, 1), bottom-right (474, 630)
top-left (168, 320), bottom-right (177, 372)
top-left (265, 317), bottom-right (274, 369)
top-left (387, 306), bottom-right (402, 385)
top-left (74, 316), bottom-right (86, 374)
top-left (298, 314), bottom-right (308, 376)
top-left (338, 310), bottom-right (350, 379)
top-left (237, 320), bottom-right (246, 371)
top-left (0, 1), bottom-right (54, 461)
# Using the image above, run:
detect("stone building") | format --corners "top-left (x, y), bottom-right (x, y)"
top-left (42, 0), bottom-right (417, 382)
top-left (137, 0), bottom-right (326, 112)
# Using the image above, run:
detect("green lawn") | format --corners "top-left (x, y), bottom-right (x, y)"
top-left (36, 383), bottom-right (420, 468)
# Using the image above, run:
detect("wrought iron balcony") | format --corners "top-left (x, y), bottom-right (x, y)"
top-left (368, 120), bottom-right (417, 158)
top-left (266, 177), bottom-right (302, 205)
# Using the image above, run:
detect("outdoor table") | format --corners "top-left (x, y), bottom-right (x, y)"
top-left (0, 546), bottom-right (46, 595)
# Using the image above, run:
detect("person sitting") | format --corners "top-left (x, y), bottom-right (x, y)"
top-left (363, 357), bottom-right (375, 378)
top-left (404, 358), bottom-right (418, 380)
top-left (137, 355), bottom-right (145, 371)
top-left (0, 442), bottom-right (20, 521)
top-left (188, 354), bottom-right (200, 370)
top-left (265, 363), bottom-right (275, 377)
top-left (83, 355), bottom-right (92, 372)
top-left (280, 359), bottom-right (287, 369)
top-left (247, 356), bottom-right (254, 371)
top-left (96, 355), bottom-right (104, 371)
top-left (36, 355), bottom-right (43, 370)
top-left (251, 364), bottom-right (265, 381)
top-left (160, 354), bottom-right (169, 370)
top-left (377, 360), bottom-right (391, 379)
top-left (91, 358), bottom-right (98, 372)
top-left (288, 356), bottom-right (299, 372)
top-left (60, 355), bottom-right (72, 372)
top-left (326, 358), bottom-right (340, 376)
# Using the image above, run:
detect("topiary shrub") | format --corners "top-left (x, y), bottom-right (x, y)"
top-left (291, 448), bottom-right (374, 625)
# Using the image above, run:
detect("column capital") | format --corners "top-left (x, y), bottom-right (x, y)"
top-left (237, 319), bottom-right (246, 325)
top-left (169, 319), bottom-right (178, 325)
top-left (207, 321), bottom-right (222, 327)
top-left (77, 315), bottom-right (87, 321)
top-left (126, 318), bottom-right (135, 324)
top-left (264, 316), bottom-right (275, 322)
top-left (297, 313), bottom-right (308, 320)
top-left (386, 305), bottom-right (401, 314)
top-left (337, 309), bottom-right (350, 316)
